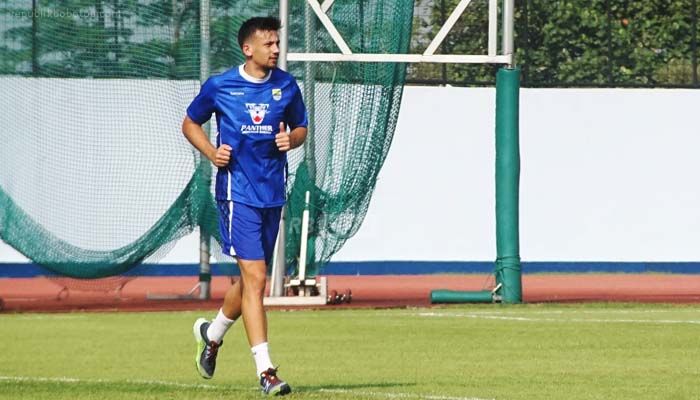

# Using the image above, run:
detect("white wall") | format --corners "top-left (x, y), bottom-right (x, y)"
top-left (3, 87), bottom-right (700, 262)
top-left (337, 87), bottom-right (700, 262)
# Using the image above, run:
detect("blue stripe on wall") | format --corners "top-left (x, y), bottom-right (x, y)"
top-left (1, 261), bottom-right (700, 278)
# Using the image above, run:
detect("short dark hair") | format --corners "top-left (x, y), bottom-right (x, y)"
top-left (237, 17), bottom-right (281, 48)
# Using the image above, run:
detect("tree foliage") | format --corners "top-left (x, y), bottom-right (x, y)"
top-left (0, 0), bottom-right (278, 79)
top-left (410, 0), bottom-right (698, 86)
top-left (1, 0), bottom-right (697, 86)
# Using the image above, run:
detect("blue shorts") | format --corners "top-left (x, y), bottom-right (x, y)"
top-left (217, 201), bottom-right (282, 264)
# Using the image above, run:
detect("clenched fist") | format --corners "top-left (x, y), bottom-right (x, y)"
top-left (211, 144), bottom-right (232, 167)
top-left (275, 122), bottom-right (291, 152)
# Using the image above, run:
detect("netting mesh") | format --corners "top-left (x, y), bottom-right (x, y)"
top-left (284, 1), bottom-right (413, 276)
top-left (0, 0), bottom-right (412, 278)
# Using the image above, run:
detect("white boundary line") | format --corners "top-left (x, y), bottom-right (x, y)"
top-left (320, 388), bottom-right (494, 400)
top-left (402, 309), bottom-right (700, 315)
top-left (0, 376), bottom-right (495, 400)
top-left (416, 312), bottom-right (700, 325)
top-left (0, 376), bottom-right (220, 390)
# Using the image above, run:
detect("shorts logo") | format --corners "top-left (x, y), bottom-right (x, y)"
top-left (245, 103), bottom-right (269, 125)
top-left (272, 88), bottom-right (282, 101)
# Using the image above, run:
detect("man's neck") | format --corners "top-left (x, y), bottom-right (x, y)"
top-left (243, 61), bottom-right (270, 79)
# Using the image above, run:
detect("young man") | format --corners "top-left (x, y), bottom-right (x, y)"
top-left (181, 17), bottom-right (307, 396)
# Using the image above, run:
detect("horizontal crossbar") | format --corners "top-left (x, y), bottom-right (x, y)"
top-left (287, 53), bottom-right (512, 64)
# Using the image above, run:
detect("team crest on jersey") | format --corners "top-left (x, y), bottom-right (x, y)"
top-left (272, 88), bottom-right (282, 101)
top-left (245, 103), bottom-right (269, 125)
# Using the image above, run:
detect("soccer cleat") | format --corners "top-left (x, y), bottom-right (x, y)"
top-left (259, 367), bottom-right (291, 396)
top-left (193, 318), bottom-right (222, 379)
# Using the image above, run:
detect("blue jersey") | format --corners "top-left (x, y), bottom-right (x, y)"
top-left (187, 65), bottom-right (308, 207)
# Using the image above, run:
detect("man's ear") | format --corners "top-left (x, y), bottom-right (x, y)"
top-left (242, 43), bottom-right (253, 57)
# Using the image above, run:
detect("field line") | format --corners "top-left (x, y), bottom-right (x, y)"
top-left (320, 388), bottom-right (494, 400)
top-left (416, 312), bottom-right (700, 324)
top-left (0, 376), bottom-right (493, 400)
top-left (0, 375), bottom-right (220, 390)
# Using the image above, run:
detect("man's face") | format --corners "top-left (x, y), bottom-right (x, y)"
top-left (242, 29), bottom-right (280, 70)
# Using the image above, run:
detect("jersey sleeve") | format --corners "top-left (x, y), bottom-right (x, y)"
top-left (186, 77), bottom-right (218, 125)
top-left (285, 79), bottom-right (308, 129)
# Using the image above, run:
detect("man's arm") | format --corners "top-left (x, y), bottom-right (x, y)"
top-left (275, 122), bottom-right (307, 152)
top-left (182, 116), bottom-right (231, 167)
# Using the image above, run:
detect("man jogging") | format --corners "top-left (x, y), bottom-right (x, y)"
top-left (182, 16), bottom-right (307, 396)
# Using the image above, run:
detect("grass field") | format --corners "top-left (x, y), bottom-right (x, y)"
top-left (1, 304), bottom-right (698, 400)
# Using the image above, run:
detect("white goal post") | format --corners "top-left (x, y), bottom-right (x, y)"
top-left (267, 0), bottom-right (519, 301)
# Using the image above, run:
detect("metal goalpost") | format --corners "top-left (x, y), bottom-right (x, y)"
top-left (193, 0), bottom-right (522, 304)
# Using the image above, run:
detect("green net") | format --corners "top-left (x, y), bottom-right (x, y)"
top-left (285, 2), bottom-right (413, 276)
top-left (0, 0), bottom-right (412, 279)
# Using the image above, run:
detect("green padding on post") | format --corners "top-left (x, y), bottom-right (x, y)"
top-left (198, 273), bottom-right (211, 283)
top-left (495, 66), bottom-right (522, 304)
top-left (430, 290), bottom-right (493, 304)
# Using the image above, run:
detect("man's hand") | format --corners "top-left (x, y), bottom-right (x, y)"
top-left (210, 144), bottom-right (232, 167)
top-left (275, 122), bottom-right (291, 152)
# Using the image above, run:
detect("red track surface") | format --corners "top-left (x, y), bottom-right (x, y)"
top-left (1, 274), bottom-right (699, 313)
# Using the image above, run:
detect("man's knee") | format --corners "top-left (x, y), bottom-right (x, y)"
top-left (239, 260), bottom-right (267, 294)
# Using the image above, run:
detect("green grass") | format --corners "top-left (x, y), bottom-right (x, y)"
top-left (1, 303), bottom-right (699, 400)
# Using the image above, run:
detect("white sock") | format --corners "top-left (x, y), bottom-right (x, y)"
top-left (207, 309), bottom-right (235, 344)
top-left (251, 342), bottom-right (274, 376)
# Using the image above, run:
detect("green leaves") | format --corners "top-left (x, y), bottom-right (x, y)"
top-left (1, 0), bottom-right (696, 85)
top-left (0, 0), bottom-right (278, 79)
top-left (410, 0), bottom-right (698, 86)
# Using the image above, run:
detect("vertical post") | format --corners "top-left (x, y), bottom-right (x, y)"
top-left (278, 0), bottom-right (289, 71)
top-left (301, 1), bottom-right (318, 279)
top-left (693, 0), bottom-right (698, 86)
top-left (605, 0), bottom-right (613, 85)
top-left (298, 192), bottom-right (311, 283)
top-left (440, 0), bottom-right (448, 84)
top-left (494, 67), bottom-right (521, 304)
top-left (521, 0), bottom-right (529, 84)
top-left (198, 0), bottom-right (211, 300)
top-left (304, 2), bottom-right (317, 178)
top-left (271, 0), bottom-right (289, 297)
top-left (502, 0), bottom-right (514, 66)
top-left (31, 0), bottom-right (38, 75)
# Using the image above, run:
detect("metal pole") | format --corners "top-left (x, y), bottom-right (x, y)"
top-left (606, 0), bottom-right (613, 85)
top-left (440, 0), bottom-right (448, 84)
top-left (301, 1), bottom-right (318, 280)
top-left (271, 0), bottom-right (289, 297)
top-left (693, 0), bottom-right (698, 86)
top-left (304, 2), bottom-right (316, 175)
top-left (502, 0), bottom-right (515, 68)
top-left (278, 0), bottom-right (289, 71)
top-left (31, 0), bottom-right (38, 75)
top-left (198, 0), bottom-right (211, 300)
top-left (522, 0), bottom-right (529, 85)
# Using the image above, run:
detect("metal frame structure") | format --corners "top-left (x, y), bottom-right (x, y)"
top-left (184, 0), bottom-right (520, 304)
top-left (285, 0), bottom-right (514, 66)
top-left (266, 0), bottom-right (521, 305)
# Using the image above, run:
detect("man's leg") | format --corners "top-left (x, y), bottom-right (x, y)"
top-left (221, 278), bottom-right (242, 320)
top-left (193, 274), bottom-right (244, 379)
top-left (193, 201), bottom-right (241, 379)
top-left (237, 258), bottom-right (269, 351)
top-left (238, 258), bottom-right (290, 396)
top-left (205, 278), bottom-right (242, 344)
top-left (203, 197), bottom-right (244, 345)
